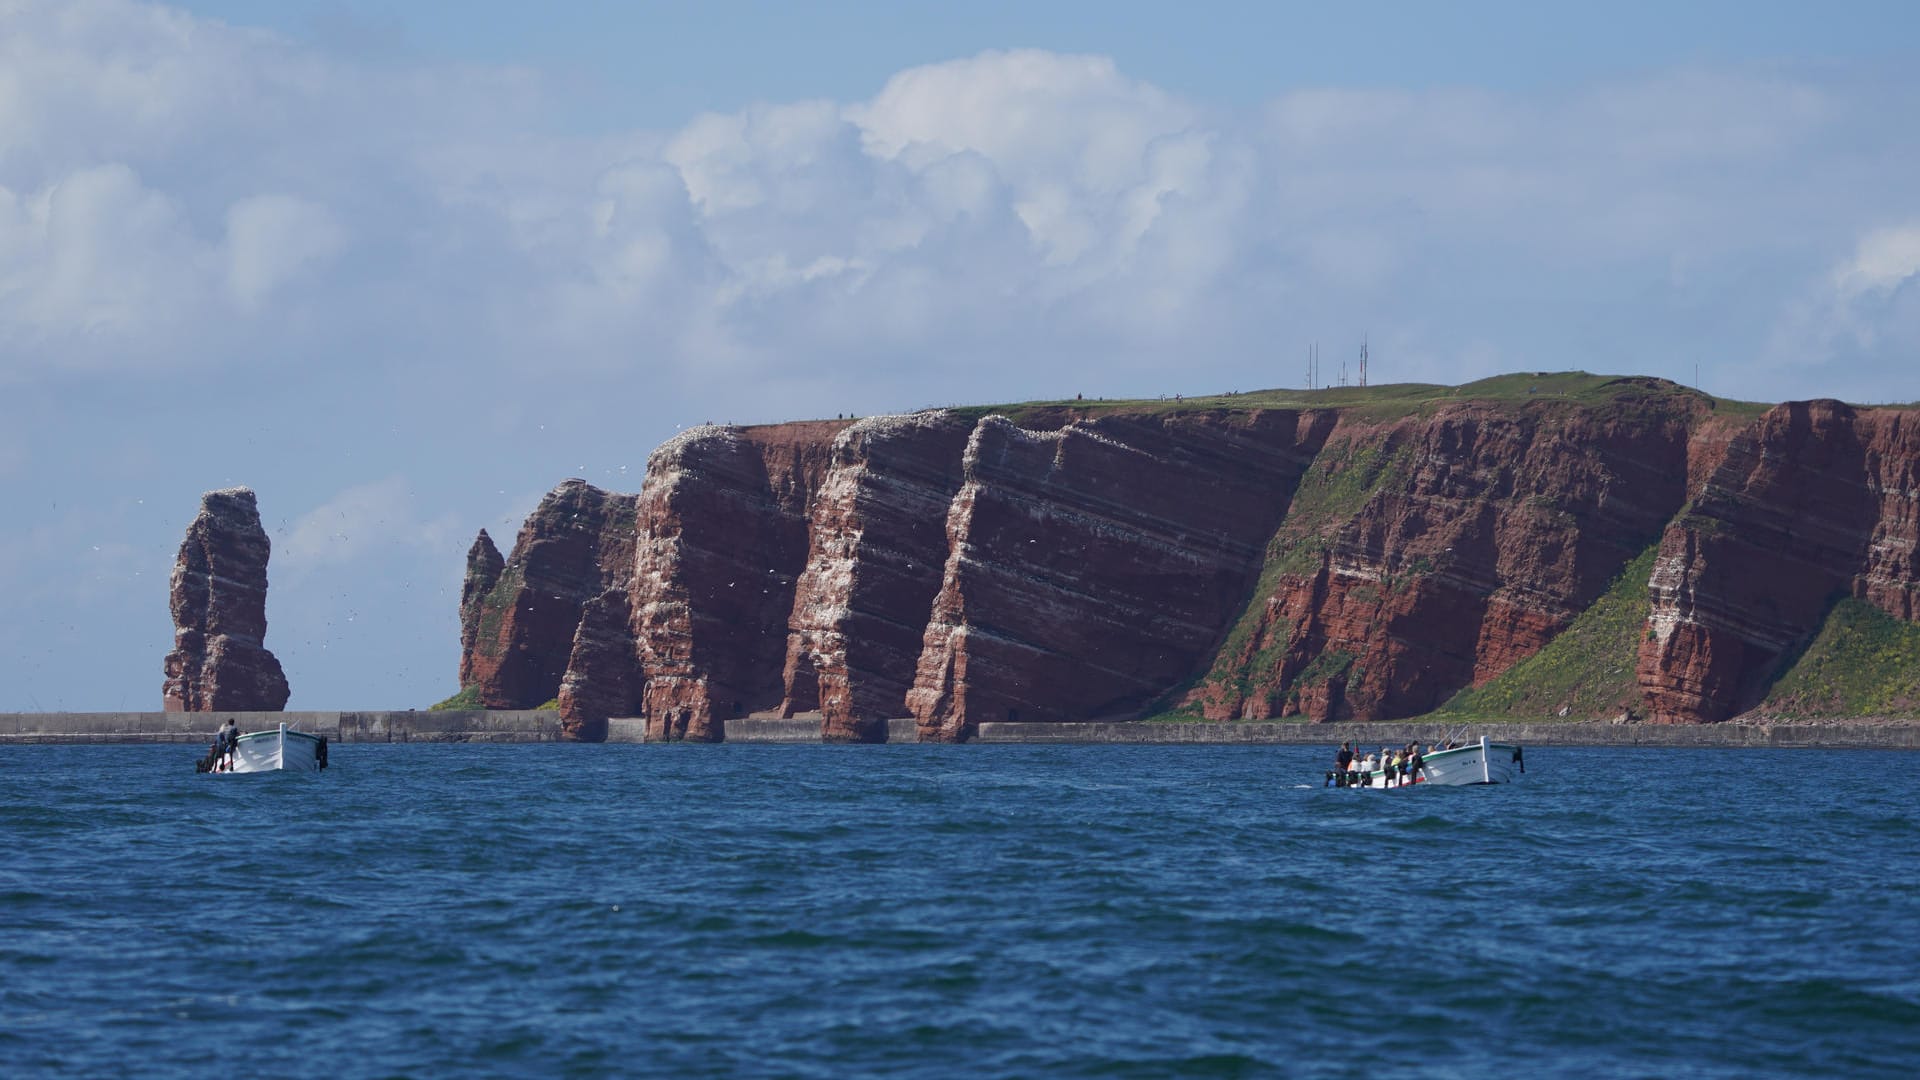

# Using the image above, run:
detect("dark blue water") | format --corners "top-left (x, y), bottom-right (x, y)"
top-left (5, 744), bottom-right (1920, 1078)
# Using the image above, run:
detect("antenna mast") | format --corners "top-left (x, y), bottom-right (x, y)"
top-left (1360, 336), bottom-right (1369, 388)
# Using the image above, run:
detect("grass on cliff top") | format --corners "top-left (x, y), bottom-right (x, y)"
top-left (431, 685), bottom-right (482, 711)
top-left (935, 371), bottom-right (1766, 427)
top-left (1756, 598), bottom-right (1920, 718)
top-left (1435, 544), bottom-right (1659, 721)
top-left (428, 688), bottom-right (561, 712)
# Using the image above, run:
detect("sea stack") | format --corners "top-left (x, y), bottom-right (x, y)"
top-left (162, 487), bottom-right (290, 711)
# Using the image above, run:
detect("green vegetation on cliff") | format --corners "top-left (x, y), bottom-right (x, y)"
top-left (431, 685), bottom-right (482, 711)
top-left (473, 564), bottom-right (524, 652)
top-left (1173, 436), bottom-right (1412, 717)
top-left (1757, 599), bottom-right (1920, 718)
top-left (940, 371), bottom-right (1759, 427)
top-left (429, 688), bottom-right (561, 712)
top-left (1436, 544), bottom-right (1659, 720)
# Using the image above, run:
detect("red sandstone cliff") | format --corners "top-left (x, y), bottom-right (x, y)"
top-left (556, 587), bottom-right (638, 741)
top-left (781, 412), bottom-right (974, 741)
top-left (458, 375), bottom-right (1920, 739)
top-left (1189, 383), bottom-right (1707, 722)
top-left (459, 479), bottom-right (636, 712)
top-left (630, 422), bottom-right (848, 740)
top-left (906, 409), bottom-right (1337, 740)
top-left (1638, 401), bottom-right (1920, 722)
top-left (456, 529), bottom-right (504, 690)
top-left (163, 487), bottom-right (290, 711)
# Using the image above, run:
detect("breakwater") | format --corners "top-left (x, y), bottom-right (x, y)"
top-left (0, 711), bottom-right (563, 744)
top-left (7, 712), bottom-right (1918, 749)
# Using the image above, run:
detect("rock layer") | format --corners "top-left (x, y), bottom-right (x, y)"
top-left (1191, 385), bottom-right (1705, 722)
top-left (781, 412), bottom-right (974, 741)
top-left (631, 422), bottom-right (847, 741)
top-left (556, 587), bottom-right (638, 741)
top-left (459, 479), bottom-right (636, 711)
top-left (907, 410), bottom-right (1337, 740)
top-left (162, 487), bottom-right (290, 711)
top-left (1638, 401), bottom-right (1920, 721)
top-left (457, 375), bottom-right (1920, 738)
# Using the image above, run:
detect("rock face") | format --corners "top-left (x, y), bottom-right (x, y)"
top-left (459, 374), bottom-right (1920, 738)
top-left (630, 422), bottom-right (847, 741)
top-left (162, 488), bottom-right (290, 711)
top-left (907, 410), bottom-right (1337, 740)
top-left (456, 529), bottom-right (505, 691)
top-left (556, 587), bottom-right (638, 741)
top-left (1638, 401), bottom-right (1920, 721)
top-left (1191, 387), bottom-right (1705, 723)
top-left (458, 480), bottom-right (636, 711)
top-left (781, 412), bottom-right (974, 741)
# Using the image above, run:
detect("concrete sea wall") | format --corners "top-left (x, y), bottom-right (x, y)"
top-left (6, 712), bottom-right (1918, 750)
top-left (0, 711), bottom-right (563, 744)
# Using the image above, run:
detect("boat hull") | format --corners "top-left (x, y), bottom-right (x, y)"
top-left (1337, 738), bottom-right (1523, 788)
top-left (222, 724), bottom-right (325, 773)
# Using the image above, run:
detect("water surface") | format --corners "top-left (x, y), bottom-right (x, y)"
top-left (4, 743), bottom-right (1918, 1077)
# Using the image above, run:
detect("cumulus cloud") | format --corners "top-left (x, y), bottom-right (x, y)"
top-left (1835, 224), bottom-right (1920, 300)
top-left (225, 195), bottom-right (346, 308)
top-left (0, 164), bottom-right (211, 360)
top-left (1767, 222), bottom-right (1920, 392)
top-left (280, 476), bottom-right (460, 570)
top-left (2, 0), bottom-right (1918, 404)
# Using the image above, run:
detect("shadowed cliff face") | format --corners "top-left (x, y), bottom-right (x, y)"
top-left (1191, 390), bottom-right (1703, 723)
top-left (631, 422), bottom-right (848, 741)
top-left (1639, 401), bottom-right (1920, 722)
top-left (456, 530), bottom-right (504, 691)
top-left (163, 487), bottom-right (289, 711)
top-left (556, 587), bottom-right (637, 741)
top-left (906, 409), bottom-right (1338, 741)
top-left (781, 412), bottom-right (974, 742)
top-left (459, 479), bottom-right (636, 711)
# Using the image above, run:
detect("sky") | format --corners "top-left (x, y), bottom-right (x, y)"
top-left (2, 0), bottom-right (1918, 711)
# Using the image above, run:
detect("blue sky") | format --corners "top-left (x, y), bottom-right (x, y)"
top-left (3, 0), bottom-right (1918, 710)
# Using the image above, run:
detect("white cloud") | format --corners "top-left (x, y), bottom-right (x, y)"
top-left (225, 194), bottom-right (346, 308)
top-left (1768, 222), bottom-right (1920, 386)
top-left (280, 476), bottom-right (460, 570)
top-left (1835, 224), bottom-right (1920, 299)
top-left (0, 163), bottom-right (212, 360)
top-left (1, 1), bottom-right (1917, 402)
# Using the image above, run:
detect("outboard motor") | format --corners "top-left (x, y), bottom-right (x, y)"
top-left (315, 736), bottom-right (329, 770)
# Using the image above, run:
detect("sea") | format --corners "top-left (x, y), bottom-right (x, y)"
top-left (4, 742), bottom-right (1919, 1078)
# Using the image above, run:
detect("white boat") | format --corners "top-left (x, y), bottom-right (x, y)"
top-left (1330, 736), bottom-right (1523, 788)
top-left (202, 722), bottom-right (329, 774)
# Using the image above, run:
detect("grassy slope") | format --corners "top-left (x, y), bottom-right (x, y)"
top-left (1756, 599), bottom-right (1920, 718)
top-left (430, 685), bottom-right (482, 710)
top-left (1435, 544), bottom-right (1660, 721)
top-left (941, 371), bottom-right (1764, 427)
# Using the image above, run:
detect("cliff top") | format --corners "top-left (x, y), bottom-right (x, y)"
top-left (939, 371), bottom-right (1773, 427)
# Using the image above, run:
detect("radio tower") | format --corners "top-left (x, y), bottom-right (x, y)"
top-left (1359, 336), bottom-right (1369, 388)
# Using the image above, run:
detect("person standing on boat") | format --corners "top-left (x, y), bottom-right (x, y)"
top-left (207, 723), bottom-right (229, 772)
top-left (1405, 743), bottom-right (1425, 784)
top-left (1334, 742), bottom-right (1353, 786)
top-left (219, 719), bottom-right (239, 770)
